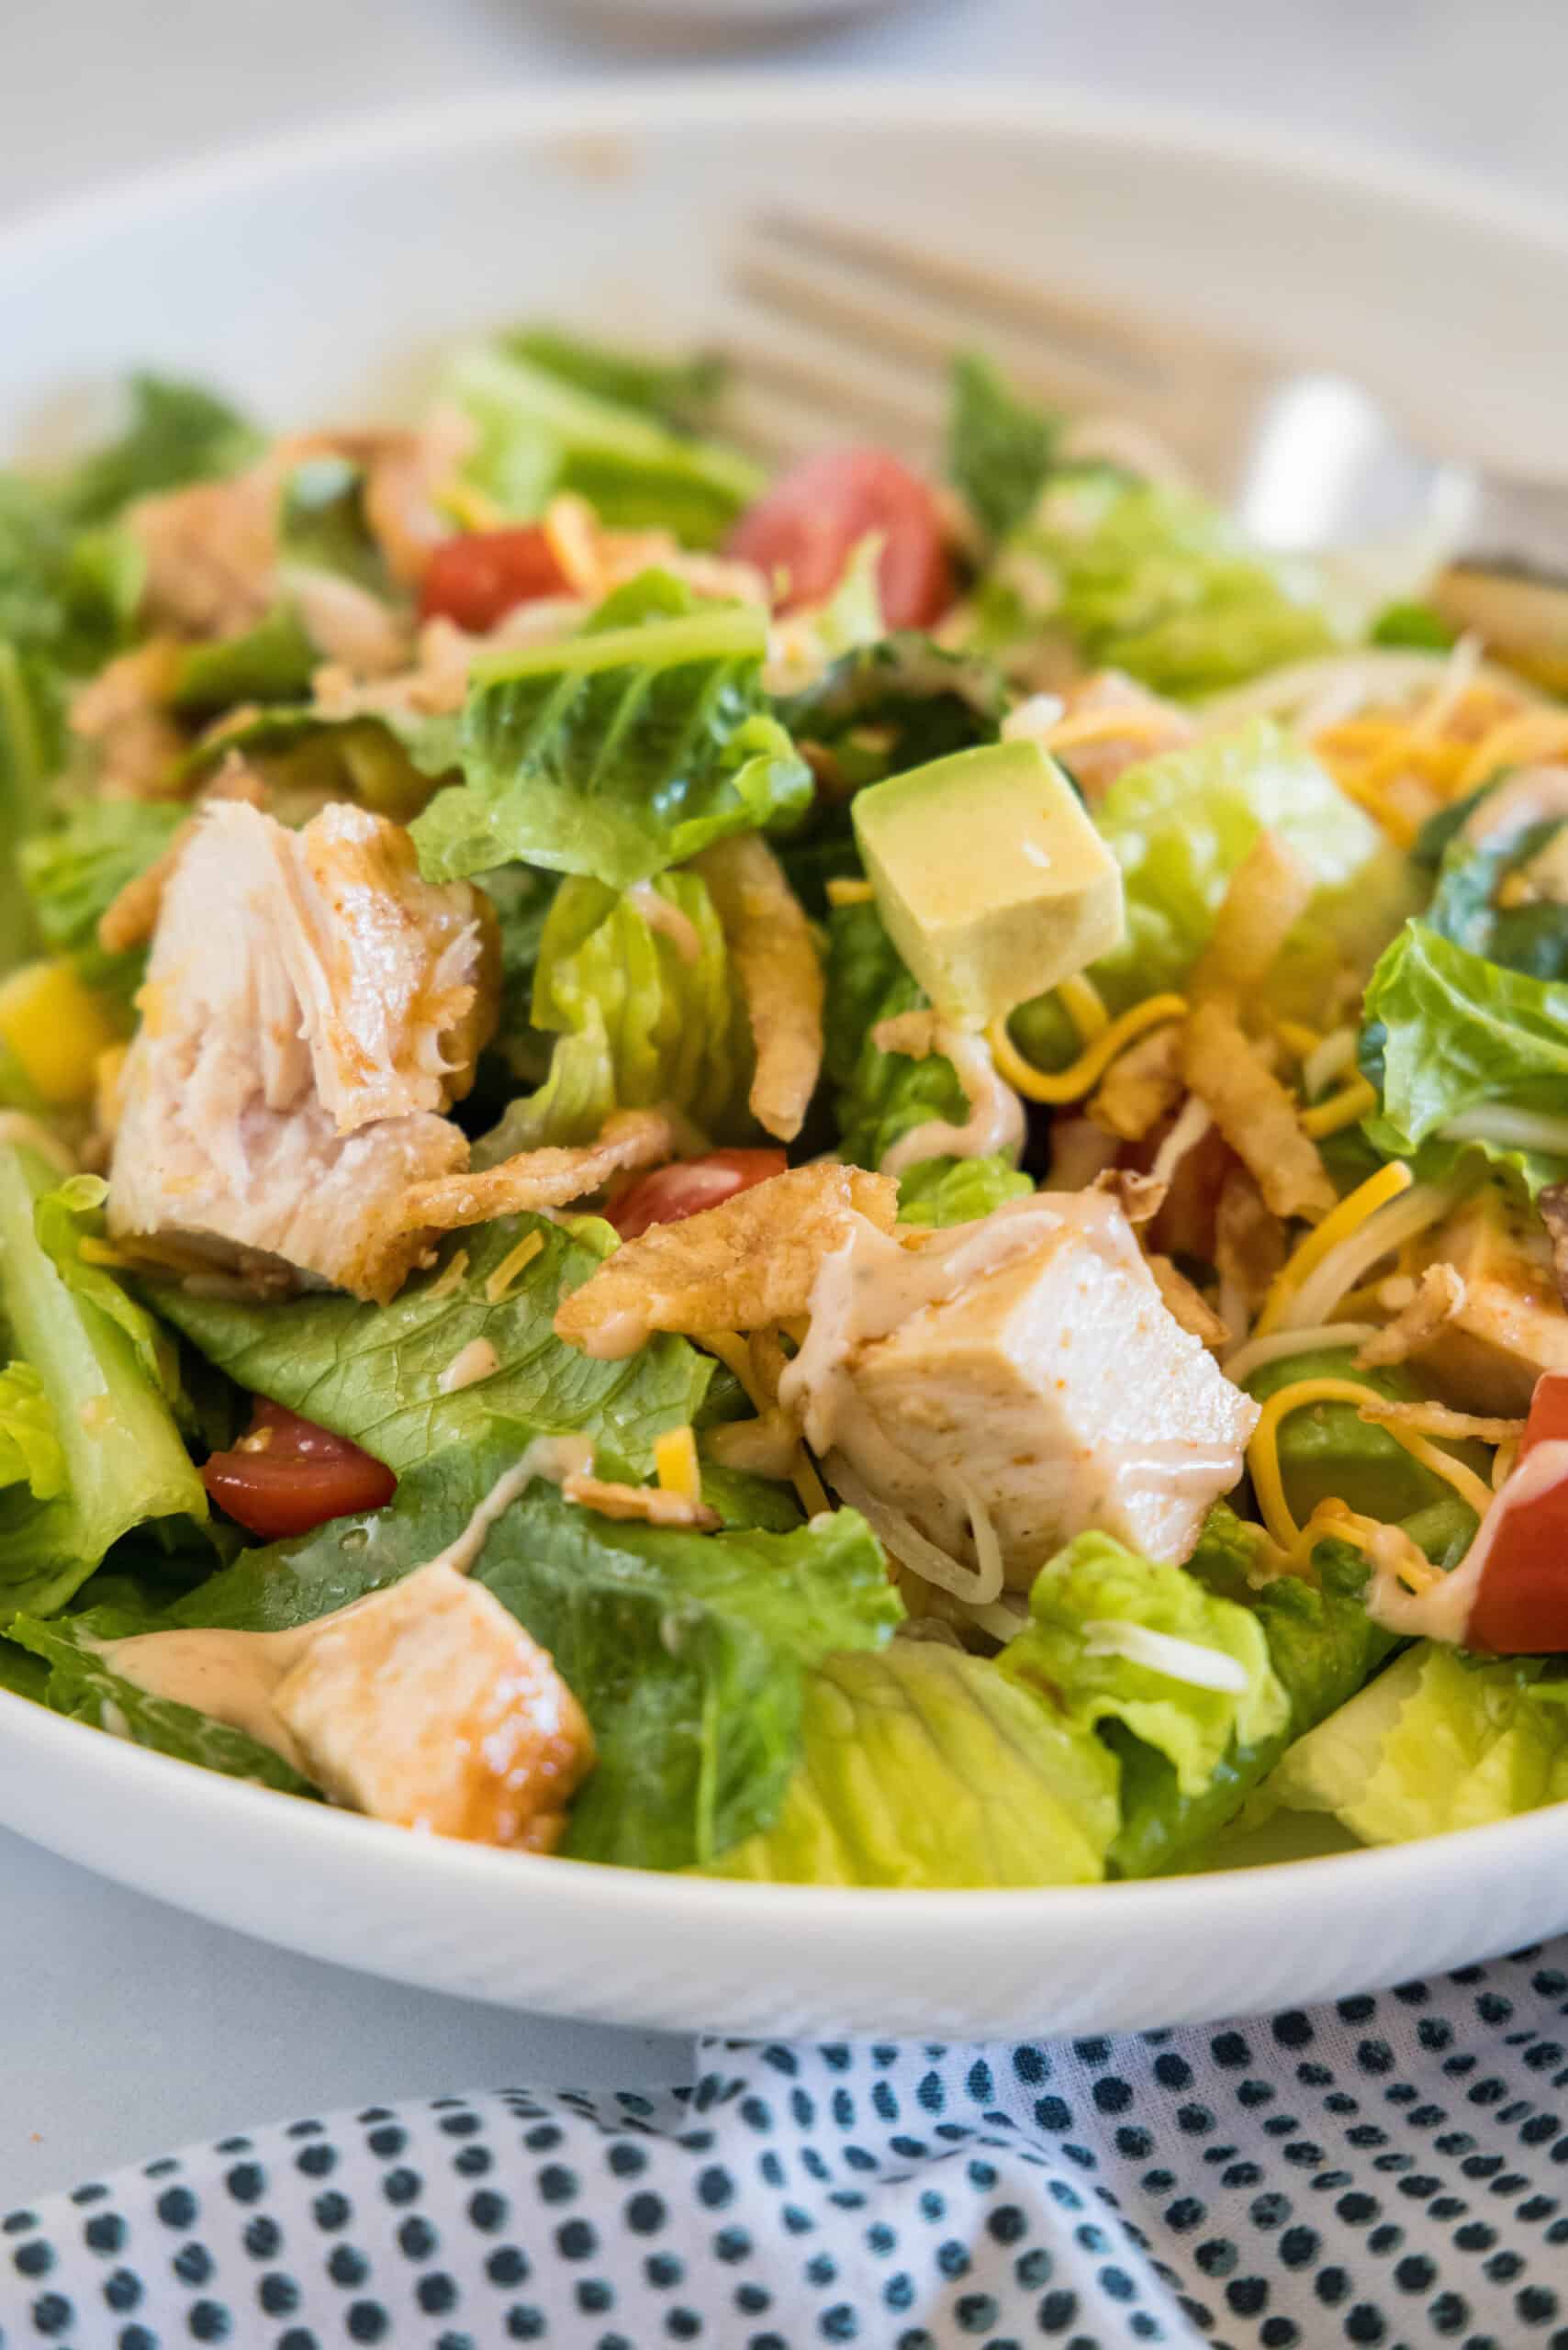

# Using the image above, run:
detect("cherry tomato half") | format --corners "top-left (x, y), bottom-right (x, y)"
top-left (727, 449), bottom-right (953, 629)
top-left (1465, 1373), bottom-right (1568, 1654)
top-left (609, 1148), bottom-right (788, 1243)
top-left (203, 1400), bottom-right (397, 1542)
top-left (418, 526), bottom-right (571, 631)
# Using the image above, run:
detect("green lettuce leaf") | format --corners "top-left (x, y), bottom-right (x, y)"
top-left (1001, 1530), bottom-right (1289, 1802)
top-left (503, 327), bottom-right (728, 433)
top-left (1265, 1643), bottom-right (1568, 1843)
top-left (170, 602), bottom-right (319, 718)
top-left (0, 1145), bottom-right (207, 1617)
top-left (946, 352), bottom-right (1057, 545)
top-left (18, 799), bottom-right (185, 993)
top-left (823, 895), bottom-right (965, 1169)
top-left (895, 1153), bottom-right (1033, 1227)
top-left (475, 870), bottom-right (750, 1160)
top-left (56, 374), bottom-right (261, 528)
top-left (1012, 720), bottom-right (1412, 1068)
top-left (411, 576), bottom-right (812, 891)
top-left (1243, 1344), bottom-right (1488, 1535)
top-left (6, 1608), bottom-right (319, 1796)
top-left (0, 1362), bottom-right (64, 1497)
top-left (0, 642), bottom-right (62, 973)
top-left (1361, 921), bottom-right (1568, 1197)
top-left (1423, 804), bottom-right (1568, 984)
top-left (160, 1429), bottom-right (900, 1869)
top-left (278, 453), bottom-right (394, 599)
top-left (440, 341), bottom-right (762, 549)
top-left (145, 1211), bottom-right (711, 1477)
top-left (976, 470), bottom-right (1339, 696)
top-left (705, 1641), bottom-right (1116, 1887)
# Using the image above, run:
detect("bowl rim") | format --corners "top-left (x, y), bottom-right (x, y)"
top-left (3, 73), bottom-right (1566, 1947)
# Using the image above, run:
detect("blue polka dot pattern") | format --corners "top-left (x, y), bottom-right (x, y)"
top-left (9, 1947), bottom-right (1568, 2344)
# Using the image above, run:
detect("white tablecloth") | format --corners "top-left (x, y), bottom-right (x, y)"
top-left (2, 0), bottom-right (1566, 2208)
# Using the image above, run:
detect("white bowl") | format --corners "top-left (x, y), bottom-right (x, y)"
top-left (4, 84), bottom-right (1568, 2038)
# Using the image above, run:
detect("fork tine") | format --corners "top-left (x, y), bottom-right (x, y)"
top-left (751, 207), bottom-right (1194, 389)
top-left (719, 326), bottom-right (942, 450)
top-left (734, 241), bottom-right (1170, 427)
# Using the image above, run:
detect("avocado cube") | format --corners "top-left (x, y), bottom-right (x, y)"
top-left (851, 739), bottom-right (1125, 1026)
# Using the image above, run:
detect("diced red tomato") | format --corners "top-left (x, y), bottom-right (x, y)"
top-left (418, 526), bottom-right (571, 631)
top-left (1465, 1373), bottom-right (1568, 1653)
top-left (726, 449), bottom-right (953, 629)
top-left (203, 1400), bottom-right (397, 1542)
top-left (608, 1148), bottom-right (788, 1242)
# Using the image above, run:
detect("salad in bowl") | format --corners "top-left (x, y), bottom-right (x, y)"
top-left (3, 324), bottom-right (1567, 1890)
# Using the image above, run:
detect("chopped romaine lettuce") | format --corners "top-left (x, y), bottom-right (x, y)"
top-left (1001, 1530), bottom-right (1288, 1802)
top-left (0, 1145), bottom-right (207, 1618)
top-left (1423, 805), bottom-right (1568, 984)
top-left (19, 798), bottom-right (185, 992)
top-left (945, 352), bottom-right (1057, 545)
top-left (1265, 1643), bottom-right (1568, 1843)
top-left (154, 1428), bottom-right (899, 1869)
top-left (6, 1608), bottom-right (320, 1796)
top-left (823, 895), bottom-right (969, 1171)
top-left (976, 470), bottom-right (1339, 696)
top-left (170, 602), bottom-right (319, 717)
top-left (411, 572), bottom-right (812, 892)
top-left (705, 1641), bottom-right (1117, 1887)
top-left (503, 326), bottom-right (728, 433)
top-left (1361, 921), bottom-right (1568, 1198)
top-left (894, 1153), bottom-right (1034, 1227)
top-left (440, 341), bottom-right (762, 549)
top-left (0, 1361), bottom-right (64, 1498)
top-left (145, 1211), bottom-right (712, 1478)
top-left (0, 641), bottom-right (61, 973)
top-left (1012, 719), bottom-right (1413, 1068)
top-left (278, 453), bottom-right (394, 599)
top-left (474, 871), bottom-right (750, 1160)
top-left (55, 374), bottom-right (261, 528)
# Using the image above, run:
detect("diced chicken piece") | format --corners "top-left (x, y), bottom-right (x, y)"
top-left (129, 470), bottom-right (280, 639)
top-left (69, 641), bottom-right (188, 800)
top-left (107, 799), bottom-right (498, 1303)
top-left (273, 1563), bottom-right (594, 1851)
top-left (785, 1192), bottom-right (1257, 1583)
top-left (1409, 1188), bottom-right (1568, 1413)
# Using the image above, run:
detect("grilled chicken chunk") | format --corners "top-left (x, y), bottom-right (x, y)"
top-left (784, 1192), bottom-right (1258, 1583)
top-left (1411, 1187), bottom-right (1568, 1414)
top-left (272, 1563), bottom-right (594, 1851)
top-left (107, 799), bottom-right (498, 1303)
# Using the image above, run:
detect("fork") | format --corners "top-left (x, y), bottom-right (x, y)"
top-left (720, 206), bottom-right (1568, 591)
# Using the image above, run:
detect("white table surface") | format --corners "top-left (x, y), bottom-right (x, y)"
top-left (4, 0), bottom-right (1567, 2210)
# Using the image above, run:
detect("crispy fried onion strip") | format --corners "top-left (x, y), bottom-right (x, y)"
top-left (562, 1472), bottom-right (719, 1531)
top-left (1355, 1263), bottom-right (1466, 1368)
top-left (1147, 1254), bottom-right (1230, 1349)
top-left (695, 834), bottom-right (823, 1142)
top-left (1215, 1164), bottom-right (1288, 1337)
top-left (1189, 832), bottom-right (1315, 1001)
top-left (1182, 997), bottom-right (1334, 1223)
top-left (554, 1164), bottom-right (899, 1360)
top-left (1356, 1397), bottom-right (1524, 1445)
top-left (403, 1109), bottom-right (675, 1236)
top-left (1089, 1019), bottom-right (1183, 1142)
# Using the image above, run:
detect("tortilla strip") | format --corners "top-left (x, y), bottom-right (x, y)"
top-left (1091, 1167), bottom-right (1167, 1228)
top-left (1357, 1397), bottom-right (1523, 1445)
top-left (1214, 1165), bottom-right (1288, 1323)
top-left (554, 1163), bottom-right (899, 1360)
top-left (1147, 1253), bottom-right (1229, 1349)
top-left (1089, 1019), bottom-right (1184, 1142)
top-left (696, 834), bottom-right (823, 1142)
top-left (562, 1472), bottom-right (719, 1531)
top-left (1182, 998), bottom-right (1334, 1223)
top-left (402, 1109), bottom-right (675, 1236)
top-left (1189, 831), bottom-right (1316, 1001)
top-left (1356, 1263), bottom-right (1467, 1369)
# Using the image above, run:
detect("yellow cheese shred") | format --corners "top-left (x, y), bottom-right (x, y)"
top-left (1300, 1073), bottom-right (1378, 1139)
top-left (1253, 1160), bottom-right (1412, 1337)
top-left (824, 878), bottom-right (876, 908)
top-left (988, 993), bottom-right (1187, 1106)
top-left (1247, 1373), bottom-right (1494, 1551)
top-left (655, 1426), bottom-right (701, 1505)
top-left (700, 1329), bottom-right (830, 1518)
top-left (484, 1229), bottom-right (543, 1304)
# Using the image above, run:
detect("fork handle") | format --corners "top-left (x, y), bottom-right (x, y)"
top-left (1462, 469), bottom-right (1568, 583)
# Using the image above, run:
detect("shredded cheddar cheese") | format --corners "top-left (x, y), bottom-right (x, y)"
top-left (988, 993), bottom-right (1188, 1106)
top-left (699, 1328), bottom-right (830, 1518)
top-left (1274, 1020), bottom-right (1322, 1062)
top-left (1058, 971), bottom-right (1110, 1044)
top-left (1300, 1073), bottom-right (1378, 1139)
top-left (483, 1229), bottom-right (543, 1304)
top-left (423, 1246), bottom-right (470, 1302)
top-left (1247, 1372), bottom-right (1494, 1552)
top-left (824, 878), bottom-right (876, 908)
top-left (655, 1426), bottom-right (702, 1505)
top-left (1253, 1160), bottom-right (1412, 1337)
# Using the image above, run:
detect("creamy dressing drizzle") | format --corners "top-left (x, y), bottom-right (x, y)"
top-left (1367, 1437), bottom-right (1568, 1644)
top-left (89, 1438), bottom-right (595, 1766)
top-left (879, 1025), bottom-right (1026, 1179)
top-left (1081, 1618), bottom-right (1250, 1694)
top-left (437, 1337), bottom-right (500, 1394)
top-left (627, 882), bottom-right (702, 966)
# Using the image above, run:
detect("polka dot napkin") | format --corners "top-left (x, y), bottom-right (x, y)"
top-left (5, 1941), bottom-right (1568, 2349)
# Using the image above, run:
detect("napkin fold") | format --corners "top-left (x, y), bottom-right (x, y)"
top-left (4, 1939), bottom-right (1567, 2349)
